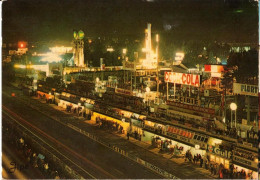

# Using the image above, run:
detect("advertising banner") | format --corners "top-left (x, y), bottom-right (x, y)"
top-left (164, 72), bottom-right (201, 87)
top-left (204, 65), bottom-right (224, 73)
top-left (233, 83), bottom-right (258, 97)
top-left (115, 88), bottom-right (133, 96)
top-left (206, 145), bottom-right (232, 159)
top-left (167, 100), bottom-right (215, 115)
top-left (178, 96), bottom-right (201, 106)
top-left (123, 61), bottom-right (136, 71)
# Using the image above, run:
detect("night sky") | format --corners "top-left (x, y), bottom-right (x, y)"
top-left (2, 0), bottom-right (258, 44)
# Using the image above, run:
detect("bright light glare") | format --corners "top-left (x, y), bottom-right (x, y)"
top-left (122, 48), bottom-right (127, 54)
top-left (230, 103), bottom-right (237, 110)
top-left (175, 52), bottom-right (185, 61)
top-left (107, 48), bottom-right (114, 52)
top-left (14, 64), bottom-right (26, 69)
top-left (142, 48), bottom-right (147, 52)
top-left (41, 53), bottom-right (62, 62)
top-left (146, 87), bottom-right (150, 92)
top-left (156, 34), bottom-right (159, 42)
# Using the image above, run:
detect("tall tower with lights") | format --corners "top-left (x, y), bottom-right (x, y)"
top-left (73, 30), bottom-right (85, 67)
top-left (145, 23), bottom-right (152, 63)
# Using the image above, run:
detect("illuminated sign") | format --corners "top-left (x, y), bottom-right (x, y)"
top-left (123, 61), bottom-right (136, 70)
top-left (115, 88), bottom-right (133, 96)
top-left (206, 145), bottom-right (232, 159)
top-left (204, 65), bottom-right (224, 73)
top-left (73, 30), bottom-right (84, 40)
top-left (164, 72), bottom-right (200, 87)
top-left (233, 83), bottom-right (258, 97)
top-left (167, 126), bottom-right (194, 139)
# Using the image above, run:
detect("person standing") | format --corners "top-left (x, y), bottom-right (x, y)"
top-left (200, 158), bottom-right (203, 167)
top-left (219, 168), bottom-right (223, 179)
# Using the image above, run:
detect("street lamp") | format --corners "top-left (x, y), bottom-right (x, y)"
top-left (230, 103), bottom-right (237, 128)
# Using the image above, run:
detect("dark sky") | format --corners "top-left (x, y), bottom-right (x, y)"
top-left (2, 0), bottom-right (258, 44)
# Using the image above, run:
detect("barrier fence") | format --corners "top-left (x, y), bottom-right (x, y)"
top-left (67, 123), bottom-right (179, 179)
top-left (18, 94), bottom-right (179, 179)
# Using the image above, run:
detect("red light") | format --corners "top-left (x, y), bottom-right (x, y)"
top-left (18, 41), bottom-right (27, 48)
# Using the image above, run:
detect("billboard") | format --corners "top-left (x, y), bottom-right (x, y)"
top-left (167, 100), bottom-right (215, 115)
top-left (204, 65), bottom-right (224, 73)
top-left (233, 83), bottom-right (258, 97)
top-left (115, 88), bottom-right (133, 96)
top-left (123, 61), bottom-right (136, 71)
top-left (164, 72), bottom-right (201, 87)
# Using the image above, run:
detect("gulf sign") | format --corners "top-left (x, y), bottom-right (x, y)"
top-left (164, 72), bottom-right (201, 87)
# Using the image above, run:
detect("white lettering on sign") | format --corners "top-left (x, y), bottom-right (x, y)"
top-left (164, 72), bottom-right (200, 87)
top-left (206, 145), bottom-right (232, 159)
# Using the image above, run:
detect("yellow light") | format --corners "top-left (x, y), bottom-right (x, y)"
top-left (146, 87), bottom-right (150, 92)
top-left (14, 64), bottom-right (26, 69)
top-left (107, 48), bottom-right (114, 52)
top-left (41, 53), bottom-right (62, 62)
top-left (122, 48), bottom-right (127, 54)
top-left (175, 52), bottom-right (185, 61)
top-left (156, 34), bottom-right (159, 42)
top-left (230, 103), bottom-right (237, 110)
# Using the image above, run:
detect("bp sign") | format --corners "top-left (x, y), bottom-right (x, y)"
top-left (73, 30), bottom-right (84, 40)
top-left (78, 30), bottom-right (84, 39)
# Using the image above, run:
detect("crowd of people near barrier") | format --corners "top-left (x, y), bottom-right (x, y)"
top-left (34, 86), bottom-right (258, 179)
top-left (150, 136), bottom-right (255, 179)
top-left (96, 117), bottom-right (124, 134)
top-left (2, 122), bottom-right (69, 179)
top-left (147, 110), bottom-right (258, 147)
top-left (151, 136), bottom-right (184, 155)
top-left (127, 130), bottom-right (142, 141)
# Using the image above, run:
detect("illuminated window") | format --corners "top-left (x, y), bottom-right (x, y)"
top-left (210, 155), bottom-right (215, 161)
top-left (224, 160), bottom-right (229, 169)
top-left (216, 157), bottom-right (220, 164)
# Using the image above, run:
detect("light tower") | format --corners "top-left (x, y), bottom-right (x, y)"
top-left (145, 23), bottom-right (152, 63)
top-left (73, 30), bottom-right (85, 67)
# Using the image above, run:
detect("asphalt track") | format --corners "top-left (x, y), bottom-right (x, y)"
top-left (2, 85), bottom-right (163, 179)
